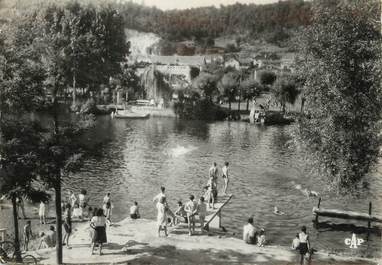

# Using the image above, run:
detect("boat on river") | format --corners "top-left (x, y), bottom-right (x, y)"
top-left (113, 110), bottom-right (150, 119)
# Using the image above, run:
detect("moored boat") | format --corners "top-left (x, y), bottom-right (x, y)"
top-left (113, 110), bottom-right (150, 119)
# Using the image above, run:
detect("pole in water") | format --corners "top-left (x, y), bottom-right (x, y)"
top-left (315, 197), bottom-right (322, 224)
top-left (367, 202), bottom-right (372, 240)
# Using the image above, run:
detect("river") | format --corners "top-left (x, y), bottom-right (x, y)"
top-left (1, 116), bottom-right (381, 257)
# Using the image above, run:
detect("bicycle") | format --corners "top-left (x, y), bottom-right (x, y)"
top-left (0, 240), bottom-right (37, 264)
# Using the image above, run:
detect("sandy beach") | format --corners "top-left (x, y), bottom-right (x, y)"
top-left (25, 217), bottom-right (380, 265)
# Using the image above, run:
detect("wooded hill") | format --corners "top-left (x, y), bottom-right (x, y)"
top-left (0, 0), bottom-right (312, 46)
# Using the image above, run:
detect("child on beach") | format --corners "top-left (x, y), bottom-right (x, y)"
top-left (291, 233), bottom-right (300, 250)
top-left (72, 203), bottom-right (83, 220)
top-left (174, 201), bottom-right (187, 224)
top-left (38, 226), bottom-right (56, 249)
top-left (197, 197), bottom-right (207, 232)
top-left (184, 195), bottom-right (197, 236)
top-left (130, 201), bottom-right (140, 219)
top-left (39, 201), bottom-right (46, 224)
top-left (23, 220), bottom-right (33, 251)
top-left (257, 229), bottom-right (266, 247)
top-left (298, 226), bottom-right (310, 265)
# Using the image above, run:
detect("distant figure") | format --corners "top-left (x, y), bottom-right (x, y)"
top-left (197, 197), bottom-right (207, 232)
top-left (38, 226), bottom-right (56, 249)
top-left (221, 162), bottom-right (229, 195)
top-left (153, 186), bottom-right (166, 203)
top-left (174, 201), bottom-right (187, 224)
top-left (206, 178), bottom-right (215, 209)
top-left (298, 226), bottom-right (310, 265)
top-left (257, 229), bottom-right (266, 247)
top-left (79, 189), bottom-right (88, 209)
top-left (309, 191), bottom-right (319, 197)
top-left (291, 233), bottom-right (300, 250)
top-left (72, 203), bottom-right (83, 219)
top-left (63, 203), bottom-right (72, 249)
top-left (273, 206), bottom-right (285, 215)
top-left (17, 196), bottom-right (27, 219)
top-left (209, 162), bottom-right (218, 183)
top-left (156, 196), bottom-right (168, 237)
top-left (130, 201), bottom-right (140, 219)
top-left (23, 220), bottom-right (33, 251)
top-left (103, 193), bottom-right (112, 221)
top-left (90, 208), bottom-right (107, 255)
top-left (39, 201), bottom-right (47, 224)
top-left (69, 191), bottom-right (77, 208)
top-left (243, 217), bottom-right (256, 244)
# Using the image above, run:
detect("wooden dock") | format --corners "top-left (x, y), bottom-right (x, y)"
top-left (313, 198), bottom-right (382, 230)
top-left (170, 194), bottom-right (233, 235)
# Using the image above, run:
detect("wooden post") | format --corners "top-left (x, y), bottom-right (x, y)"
top-left (368, 202), bottom-right (372, 229)
top-left (315, 197), bottom-right (322, 223)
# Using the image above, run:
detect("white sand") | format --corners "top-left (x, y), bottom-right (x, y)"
top-left (28, 217), bottom-right (380, 264)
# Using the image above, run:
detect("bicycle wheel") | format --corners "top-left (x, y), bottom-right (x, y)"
top-left (0, 240), bottom-right (15, 259)
top-left (22, 254), bottom-right (37, 265)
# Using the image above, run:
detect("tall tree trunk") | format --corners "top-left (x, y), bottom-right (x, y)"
top-left (54, 184), bottom-right (63, 265)
top-left (53, 95), bottom-right (63, 265)
top-left (228, 99), bottom-right (231, 112)
top-left (300, 97), bottom-right (305, 114)
top-left (238, 95), bottom-right (241, 113)
top-left (246, 99), bottom-right (249, 111)
top-left (11, 195), bottom-right (22, 263)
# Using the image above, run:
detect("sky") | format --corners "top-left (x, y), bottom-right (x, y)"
top-left (129, 0), bottom-right (279, 10)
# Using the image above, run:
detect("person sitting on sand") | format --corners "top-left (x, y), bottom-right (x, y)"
top-left (257, 229), bottom-right (266, 247)
top-left (72, 202), bottom-right (83, 220)
top-left (291, 233), bottom-right (300, 250)
top-left (130, 201), bottom-right (140, 219)
top-left (184, 195), bottom-right (197, 236)
top-left (243, 217), bottom-right (256, 244)
top-left (197, 197), bottom-right (207, 232)
top-left (38, 226), bottom-right (56, 249)
top-left (174, 201), bottom-right (187, 224)
top-left (156, 197), bottom-right (168, 237)
top-left (23, 220), bottom-right (33, 251)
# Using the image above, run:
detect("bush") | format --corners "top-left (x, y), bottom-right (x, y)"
top-left (174, 99), bottom-right (227, 121)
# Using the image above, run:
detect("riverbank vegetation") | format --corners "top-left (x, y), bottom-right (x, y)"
top-left (295, 0), bottom-right (381, 190)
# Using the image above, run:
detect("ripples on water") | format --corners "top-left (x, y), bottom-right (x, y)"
top-left (60, 116), bottom-right (380, 256)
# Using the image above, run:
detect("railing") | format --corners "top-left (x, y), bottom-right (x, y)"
top-left (203, 194), bottom-right (233, 231)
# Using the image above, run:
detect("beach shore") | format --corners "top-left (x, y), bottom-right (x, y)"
top-left (26, 217), bottom-right (380, 265)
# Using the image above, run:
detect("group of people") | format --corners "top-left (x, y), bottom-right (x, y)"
top-left (243, 217), bottom-right (312, 265)
top-left (153, 187), bottom-right (207, 237)
top-left (152, 161), bottom-right (231, 237)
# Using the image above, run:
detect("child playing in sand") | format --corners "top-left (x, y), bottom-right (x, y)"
top-left (174, 201), bottom-right (187, 224)
top-left (23, 220), bottom-right (33, 251)
top-left (197, 197), bottom-right (207, 232)
top-left (257, 229), bottom-right (266, 247)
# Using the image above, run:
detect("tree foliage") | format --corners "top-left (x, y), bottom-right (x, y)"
top-left (259, 71), bottom-right (277, 86)
top-left (271, 75), bottom-right (300, 113)
top-left (296, 0), bottom-right (382, 189)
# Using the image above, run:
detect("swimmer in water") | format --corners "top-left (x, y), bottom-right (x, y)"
top-left (273, 206), bottom-right (285, 215)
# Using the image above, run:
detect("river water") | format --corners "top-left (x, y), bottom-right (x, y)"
top-left (1, 116), bottom-right (381, 257)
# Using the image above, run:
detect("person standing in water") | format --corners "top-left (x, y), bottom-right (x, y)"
top-left (221, 162), bottom-right (229, 195)
top-left (103, 193), bottom-right (112, 222)
top-left (298, 226), bottom-right (310, 265)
